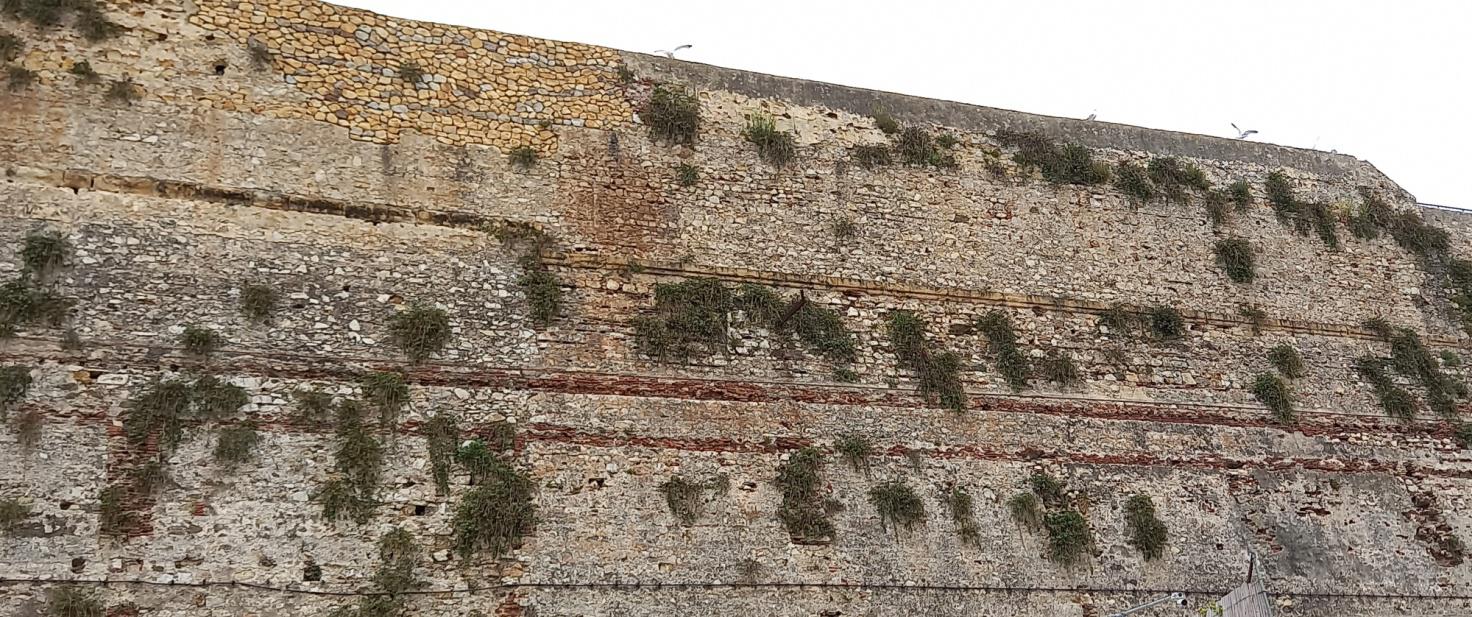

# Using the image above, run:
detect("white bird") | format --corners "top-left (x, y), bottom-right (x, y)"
top-left (654, 44), bottom-right (692, 59)
top-left (1232, 123), bottom-right (1258, 139)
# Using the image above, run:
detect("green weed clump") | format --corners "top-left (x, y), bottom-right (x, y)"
top-left (1263, 171), bottom-right (1339, 248)
top-left (1213, 237), bottom-right (1255, 284)
top-left (1029, 472), bottom-right (1066, 506)
top-left (977, 310), bottom-right (1030, 390)
top-left (388, 304), bottom-right (451, 363)
top-left (0, 364), bottom-right (33, 413)
top-left (1147, 157), bottom-right (1211, 202)
top-left (675, 163), bottom-right (699, 186)
top-left (775, 447), bottom-right (834, 542)
top-left (239, 283), bottom-right (277, 323)
top-left (869, 480), bottom-right (926, 536)
top-left (996, 130), bottom-right (1109, 185)
top-left (424, 414), bottom-right (458, 495)
top-left (1354, 356), bottom-right (1416, 421)
top-left (517, 258), bottom-right (561, 327)
top-left (46, 585), bottom-right (104, 617)
top-left (179, 325), bottom-right (222, 358)
top-left (123, 378), bottom-right (192, 452)
top-left (21, 230), bottom-right (69, 280)
top-left (1044, 510), bottom-right (1093, 565)
top-left (942, 485), bottom-right (981, 546)
top-left (11, 408), bottom-right (42, 447)
top-left (834, 433), bottom-right (873, 472)
top-left (0, 498), bottom-right (30, 532)
top-left (851, 144), bottom-right (893, 169)
top-left (507, 145), bottom-right (537, 168)
top-left (1008, 492), bottom-right (1042, 531)
top-left (190, 374), bottom-right (247, 420)
top-left (1252, 373), bottom-right (1294, 423)
top-left (1124, 493), bottom-right (1168, 560)
top-left (888, 310), bottom-right (966, 411)
top-left (1146, 305), bottom-right (1184, 340)
top-left (317, 400), bottom-right (384, 524)
top-left (1268, 344), bottom-right (1305, 378)
top-left (1113, 162), bottom-right (1156, 202)
top-left (1038, 350), bottom-right (1082, 386)
top-left (332, 528), bottom-right (422, 616)
top-left (895, 127), bottom-right (957, 168)
top-left (293, 388), bottom-right (334, 425)
top-left (6, 65), bottom-right (35, 91)
top-left (742, 112), bottom-right (797, 166)
top-left (658, 475), bottom-right (707, 526)
top-left (642, 84), bottom-right (701, 145)
top-left (634, 278), bottom-right (732, 361)
top-left (214, 423), bottom-right (260, 469)
top-left (361, 371), bottom-right (409, 428)
top-left (1383, 326), bottom-right (1467, 417)
top-left (0, 279), bottom-right (69, 334)
top-left (452, 458), bottom-right (536, 557)
top-left (871, 108), bottom-right (900, 135)
top-left (634, 279), bottom-right (855, 364)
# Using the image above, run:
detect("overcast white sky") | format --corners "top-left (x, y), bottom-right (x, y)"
top-left (339, 0), bottom-right (1471, 208)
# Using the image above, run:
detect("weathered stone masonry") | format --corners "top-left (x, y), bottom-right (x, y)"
top-left (3, 1), bottom-right (1472, 615)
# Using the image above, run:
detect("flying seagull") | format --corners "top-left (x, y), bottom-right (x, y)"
top-left (1085, 112), bottom-right (1096, 121)
top-left (654, 44), bottom-right (692, 59)
top-left (1232, 123), bottom-right (1258, 139)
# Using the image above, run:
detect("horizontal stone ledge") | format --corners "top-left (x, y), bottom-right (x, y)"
top-left (7, 167), bottom-right (1465, 346)
top-left (0, 336), bottom-right (1457, 445)
top-left (1, 575), bottom-right (1467, 602)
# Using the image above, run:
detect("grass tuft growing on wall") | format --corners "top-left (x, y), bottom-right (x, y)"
top-left (0, 498), bottom-right (30, 533)
top-left (1354, 356), bottom-right (1417, 421)
top-left (317, 400), bottom-right (383, 524)
top-left (1252, 373), bottom-right (1294, 423)
top-left (46, 585), bottom-right (103, 617)
top-left (658, 475), bottom-right (708, 526)
top-left (1147, 157), bottom-right (1211, 202)
top-left (675, 163), bottom-right (699, 186)
top-left (1213, 237), bottom-right (1255, 284)
top-left (1113, 162), bottom-right (1156, 203)
top-left (942, 485), bottom-right (982, 546)
top-left (775, 447), bottom-right (834, 542)
top-left (870, 480), bottom-right (926, 537)
top-left (1044, 509), bottom-right (1093, 565)
top-left (834, 433), bottom-right (873, 472)
top-left (851, 144), bottom-right (892, 169)
top-left (388, 304), bottom-right (451, 363)
top-left (977, 310), bottom-right (1030, 390)
top-left (239, 283), bottom-right (277, 323)
top-left (996, 130), bottom-right (1109, 185)
top-left (642, 84), bottom-right (701, 145)
top-left (742, 112), bottom-right (797, 167)
top-left (1038, 350), bottom-right (1082, 386)
top-left (452, 458), bottom-right (536, 558)
top-left (888, 310), bottom-right (966, 411)
top-left (424, 414), bottom-right (458, 495)
top-left (1146, 305), bottom-right (1184, 340)
top-left (179, 324), bottom-right (222, 358)
top-left (1124, 493), bottom-right (1168, 560)
top-left (214, 422), bottom-right (260, 469)
top-left (507, 145), bottom-right (537, 168)
top-left (871, 108), bottom-right (900, 135)
top-left (1008, 491), bottom-right (1043, 531)
top-left (1268, 344), bottom-right (1305, 378)
top-left (0, 364), bottom-right (33, 414)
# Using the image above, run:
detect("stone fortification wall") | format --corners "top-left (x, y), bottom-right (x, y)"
top-left (3, 1), bottom-right (1472, 616)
